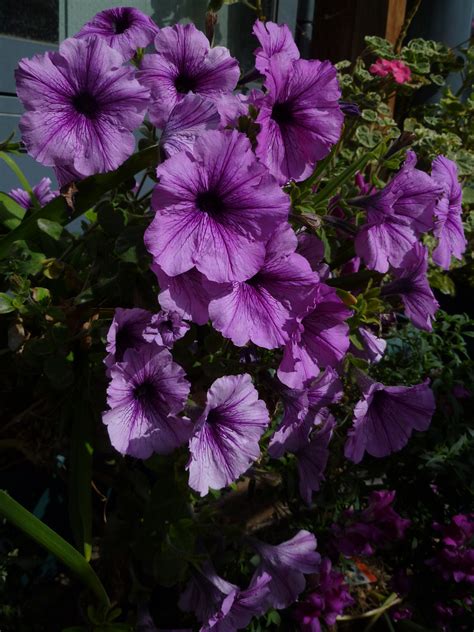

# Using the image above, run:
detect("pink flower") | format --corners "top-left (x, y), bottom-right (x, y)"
top-left (369, 58), bottom-right (412, 84)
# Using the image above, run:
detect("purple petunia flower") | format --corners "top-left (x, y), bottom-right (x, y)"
top-left (103, 343), bottom-right (191, 458)
top-left (205, 224), bottom-right (319, 349)
top-left (255, 54), bottom-right (343, 184)
top-left (296, 231), bottom-right (330, 280)
top-left (344, 372), bottom-right (436, 463)
top-left (251, 530), bottom-right (321, 609)
top-left (160, 93), bottom-right (220, 158)
top-left (427, 514), bottom-right (474, 585)
top-left (293, 558), bottom-right (354, 631)
top-left (138, 24), bottom-right (239, 126)
top-left (351, 327), bottom-right (387, 364)
top-left (152, 264), bottom-right (211, 326)
top-left (179, 562), bottom-right (237, 624)
top-left (145, 130), bottom-right (290, 283)
top-left (252, 20), bottom-right (299, 74)
top-left (269, 367), bottom-right (342, 457)
top-left (431, 155), bottom-right (466, 269)
top-left (16, 37), bottom-right (149, 178)
top-left (149, 310), bottom-right (190, 348)
top-left (187, 374), bottom-right (270, 496)
top-left (9, 177), bottom-right (57, 210)
top-left (355, 151), bottom-right (441, 272)
top-left (277, 284), bottom-right (351, 389)
top-left (381, 243), bottom-right (439, 331)
top-left (105, 307), bottom-right (160, 368)
top-left (75, 7), bottom-right (158, 60)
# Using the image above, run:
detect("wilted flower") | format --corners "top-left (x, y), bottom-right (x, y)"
top-left (9, 177), bottom-right (57, 210)
top-left (75, 6), bottom-right (158, 60)
top-left (187, 374), bottom-right (270, 496)
top-left (16, 37), bottom-right (149, 177)
top-left (103, 344), bottom-right (191, 458)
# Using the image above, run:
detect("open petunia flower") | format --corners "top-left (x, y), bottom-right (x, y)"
top-left (252, 20), bottom-right (299, 74)
top-left (75, 6), bottom-right (158, 60)
top-left (187, 374), bottom-right (270, 496)
top-left (138, 24), bottom-right (239, 126)
top-left (16, 37), bottom-right (149, 178)
top-left (344, 372), bottom-right (436, 463)
top-left (145, 129), bottom-right (290, 283)
top-left (103, 343), bottom-right (191, 458)
top-left (255, 54), bottom-right (343, 184)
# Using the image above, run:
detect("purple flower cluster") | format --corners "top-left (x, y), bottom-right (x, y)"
top-left (427, 514), bottom-right (474, 585)
top-left (332, 490), bottom-right (411, 557)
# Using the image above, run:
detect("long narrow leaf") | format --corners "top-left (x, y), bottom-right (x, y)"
top-left (0, 490), bottom-right (110, 607)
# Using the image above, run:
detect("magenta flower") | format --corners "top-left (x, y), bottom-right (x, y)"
top-left (370, 58), bottom-right (412, 84)
top-left (145, 130), bottom-right (290, 283)
top-left (152, 264), bottom-right (211, 326)
top-left (206, 224), bottom-right (319, 349)
top-left (187, 374), bottom-right (270, 496)
top-left (293, 558), bottom-right (354, 632)
top-left (75, 6), bottom-right (158, 60)
top-left (255, 55), bottom-right (343, 184)
top-left (344, 373), bottom-right (436, 463)
top-left (431, 155), bottom-right (467, 269)
top-left (251, 530), bottom-right (321, 609)
top-left (160, 94), bottom-right (220, 158)
top-left (277, 284), bottom-right (351, 389)
top-left (16, 37), bottom-right (149, 177)
top-left (382, 243), bottom-right (439, 331)
top-left (252, 20), bottom-right (299, 74)
top-left (103, 344), bottom-right (191, 458)
top-left (9, 177), bottom-right (57, 210)
top-left (296, 413), bottom-right (336, 505)
top-left (105, 307), bottom-right (160, 368)
top-left (138, 24), bottom-right (239, 126)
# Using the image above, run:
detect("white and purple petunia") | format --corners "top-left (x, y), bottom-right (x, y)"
top-left (103, 343), bottom-right (191, 459)
top-left (75, 6), bottom-right (158, 60)
top-left (145, 129), bottom-right (290, 284)
top-left (187, 374), bottom-right (270, 496)
top-left (431, 155), bottom-right (467, 270)
top-left (250, 530), bottom-right (321, 609)
top-left (138, 23), bottom-right (240, 126)
top-left (16, 37), bottom-right (149, 178)
top-left (344, 372), bottom-right (436, 463)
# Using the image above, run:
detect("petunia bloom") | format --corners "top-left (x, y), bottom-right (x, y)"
top-left (105, 307), bottom-right (160, 368)
top-left (16, 37), bottom-right (149, 178)
top-left (255, 55), bottom-right (343, 184)
top-left (75, 6), bottom-right (158, 60)
top-left (179, 562), bottom-right (237, 624)
top-left (381, 243), bottom-right (439, 331)
top-left (296, 231), bottom-right (330, 280)
top-left (187, 374), bottom-right (270, 496)
top-left (103, 344), bottom-right (191, 458)
top-left (252, 20), bottom-right (299, 74)
top-left (431, 155), bottom-right (466, 269)
top-left (145, 129), bottom-right (290, 283)
top-left (138, 24), bottom-right (239, 126)
top-left (149, 310), bottom-right (190, 348)
top-left (251, 530), bottom-right (321, 609)
top-left (293, 558), bottom-right (354, 632)
top-left (277, 284), bottom-right (351, 389)
top-left (152, 264), bottom-right (211, 326)
top-left (344, 372), bottom-right (436, 463)
top-left (9, 177), bottom-right (57, 210)
top-left (351, 327), bottom-right (387, 364)
top-left (206, 224), bottom-right (319, 349)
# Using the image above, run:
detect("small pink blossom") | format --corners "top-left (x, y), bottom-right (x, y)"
top-left (370, 58), bottom-right (412, 84)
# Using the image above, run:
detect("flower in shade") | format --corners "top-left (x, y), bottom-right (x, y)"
top-left (255, 55), bottom-right (343, 184)
top-left (370, 58), bottom-right (412, 84)
top-left (75, 7), bottom-right (158, 60)
top-left (431, 155), bottom-right (466, 269)
top-left (16, 37), bottom-right (149, 177)
top-left (296, 231), bottom-right (330, 280)
top-left (103, 343), bottom-right (191, 458)
top-left (160, 93), bottom-right (220, 158)
top-left (149, 310), bottom-right (190, 348)
top-left (145, 130), bottom-right (290, 283)
top-left (269, 367), bottom-right (342, 457)
top-left (152, 264), bottom-right (211, 326)
top-left (252, 20), bottom-right (299, 74)
top-left (187, 374), bottom-right (270, 496)
top-left (381, 243), bottom-right (439, 331)
top-left (251, 530), bottom-right (321, 609)
top-left (351, 327), bottom-right (387, 364)
top-left (355, 151), bottom-right (441, 272)
top-left (179, 562), bottom-right (237, 624)
top-left (333, 490), bottom-right (411, 557)
top-left (277, 284), bottom-right (351, 389)
top-left (105, 307), bottom-right (160, 368)
top-left (344, 372), bottom-right (435, 463)
top-left (293, 558), bottom-right (354, 632)
top-left (205, 224), bottom-right (319, 349)
top-left (9, 177), bottom-right (57, 210)
top-left (138, 24), bottom-right (239, 126)
top-left (427, 514), bottom-right (474, 585)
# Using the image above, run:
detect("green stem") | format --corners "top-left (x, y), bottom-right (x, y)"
top-left (0, 151), bottom-right (40, 210)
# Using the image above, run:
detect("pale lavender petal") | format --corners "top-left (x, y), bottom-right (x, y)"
top-left (252, 20), bottom-right (299, 73)
top-left (153, 264), bottom-right (211, 326)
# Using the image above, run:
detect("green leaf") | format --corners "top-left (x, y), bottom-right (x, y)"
top-left (0, 192), bottom-right (26, 230)
top-left (37, 218), bottom-right (63, 240)
top-left (0, 490), bottom-right (110, 607)
top-left (0, 292), bottom-right (15, 314)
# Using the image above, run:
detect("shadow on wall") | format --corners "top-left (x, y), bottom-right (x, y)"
top-left (150, 0), bottom-right (208, 30)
